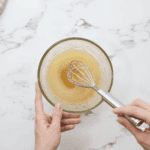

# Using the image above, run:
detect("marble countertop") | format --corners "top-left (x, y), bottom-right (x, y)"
top-left (0, 0), bottom-right (150, 149)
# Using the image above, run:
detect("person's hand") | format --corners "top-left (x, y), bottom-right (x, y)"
top-left (35, 82), bottom-right (81, 150)
top-left (112, 99), bottom-right (150, 150)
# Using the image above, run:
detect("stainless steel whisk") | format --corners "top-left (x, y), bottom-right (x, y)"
top-left (67, 60), bottom-right (144, 127)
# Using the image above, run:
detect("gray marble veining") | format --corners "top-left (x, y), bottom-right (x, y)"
top-left (0, 0), bottom-right (150, 149)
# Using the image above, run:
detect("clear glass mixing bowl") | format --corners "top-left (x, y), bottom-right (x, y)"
top-left (37, 37), bottom-right (113, 113)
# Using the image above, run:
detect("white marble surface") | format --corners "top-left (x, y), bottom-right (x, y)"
top-left (0, 0), bottom-right (150, 149)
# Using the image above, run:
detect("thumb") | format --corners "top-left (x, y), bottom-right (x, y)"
top-left (35, 82), bottom-right (43, 114)
top-left (117, 116), bottom-right (142, 138)
top-left (50, 104), bottom-right (62, 130)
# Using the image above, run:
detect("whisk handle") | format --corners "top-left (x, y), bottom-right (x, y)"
top-left (95, 88), bottom-right (145, 127)
top-left (104, 93), bottom-right (144, 127)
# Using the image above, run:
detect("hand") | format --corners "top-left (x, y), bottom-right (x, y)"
top-left (35, 82), bottom-right (81, 150)
top-left (112, 99), bottom-right (150, 150)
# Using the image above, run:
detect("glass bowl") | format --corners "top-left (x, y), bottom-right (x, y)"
top-left (37, 37), bottom-right (113, 113)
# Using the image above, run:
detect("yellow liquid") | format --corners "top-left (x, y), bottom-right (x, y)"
top-left (47, 50), bottom-right (101, 104)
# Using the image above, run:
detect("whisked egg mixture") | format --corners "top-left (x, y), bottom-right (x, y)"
top-left (47, 49), bottom-right (101, 104)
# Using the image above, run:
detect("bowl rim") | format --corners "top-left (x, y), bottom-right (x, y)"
top-left (37, 37), bottom-right (114, 113)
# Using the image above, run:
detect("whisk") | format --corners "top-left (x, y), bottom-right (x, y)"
top-left (67, 60), bottom-right (144, 128)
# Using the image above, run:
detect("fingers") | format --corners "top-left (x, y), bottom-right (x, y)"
top-left (50, 104), bottom-right (63, 130)
top-left (48, 111), bottom-right (81, 128)
top-left (61, 125), bottom-right (75, 132)
top-left (117, 114), bottom-right (123, 117)
top-left (127, 99), bottom-right (150, 112)
top-left (35, 82), bottom-right (44, 115)
top-left (112, 106), bottom-right (150, 125)
top-left (49, 111), bottom-right (81, 119)
top-left (62, 112), bottom-right (81, 119)
top-left (117, 116), bottom-right (143, 139)
top-left (61, 118), bottom-right (81, 126)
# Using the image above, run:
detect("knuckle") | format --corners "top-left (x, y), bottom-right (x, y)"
top-left (132, 100), bottom-right (137, 105)
top-left (65, 120), bottom-right (72, 125)
top-left (61, 119), bottom-right (66, 124)
top-left (133, 99), bottom-right (141, 104)
top-left (61, 120), bottom-right (64, 124)
top-left (68, 120), bottom-right (72, 125)
top-left (129, 106), bottom-right (136, 114)
top-left (67, 113), bottom-right (71, 118)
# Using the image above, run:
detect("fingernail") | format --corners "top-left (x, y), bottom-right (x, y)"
top-left (113, 108), bottom-right (118, 111)
top-left (56, 103), bottom-right (62, 110)
top-left (112, 109), bottom-right (115, 112)
top-left (112, 109), bottom-right (117, 113)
